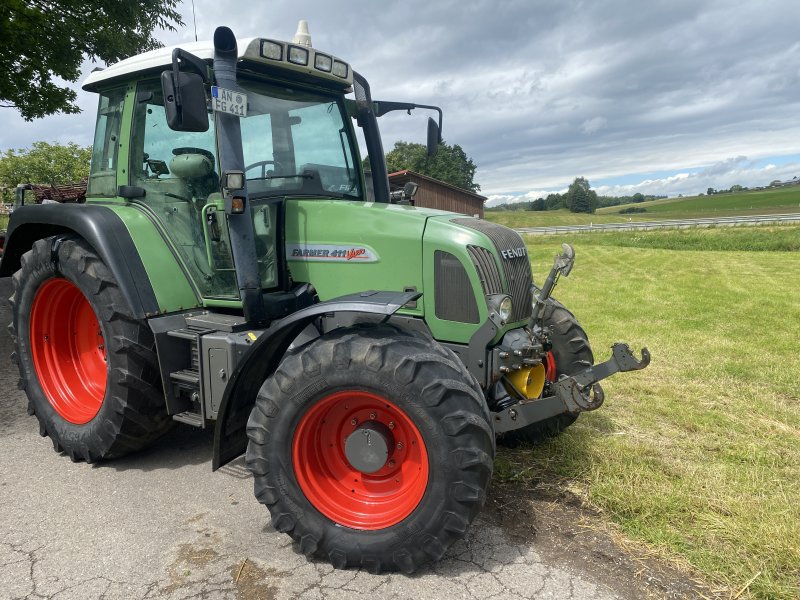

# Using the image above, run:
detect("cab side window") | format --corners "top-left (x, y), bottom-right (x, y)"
top-left (128, 80), bottom-right (237, 299)
top-left (87, 87), bottom-right (125, 197)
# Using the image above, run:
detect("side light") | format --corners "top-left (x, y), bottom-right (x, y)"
top-left (231, 197), bottom-right (246, 214)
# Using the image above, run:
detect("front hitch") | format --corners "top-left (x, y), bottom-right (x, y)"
top-left (551, 342), bottom-right (650, 412)
top-left (493, 343), bottom-right (651, 433)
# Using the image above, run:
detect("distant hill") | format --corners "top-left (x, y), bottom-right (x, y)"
top-left (484, 186), bottom-right (800, 228)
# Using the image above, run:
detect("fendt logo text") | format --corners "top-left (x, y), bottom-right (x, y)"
top-left (501, 247), bottom-right (527, 260)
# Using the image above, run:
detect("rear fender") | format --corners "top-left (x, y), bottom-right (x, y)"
top-left (0, 204), bottom-right (159, 318)
top-left (212, 290), bottom-right (421, 469)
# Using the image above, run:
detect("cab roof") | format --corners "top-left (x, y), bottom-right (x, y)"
top-left (82, 40), bottom-right (251, 91)
top-left (82, 36), bottom-right (353, 92)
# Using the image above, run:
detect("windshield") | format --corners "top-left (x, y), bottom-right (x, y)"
top-left (238, 80), bottom-right (361, 199)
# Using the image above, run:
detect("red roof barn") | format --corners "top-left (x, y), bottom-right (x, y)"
top-left (388, 170), bottom-right (486, 218)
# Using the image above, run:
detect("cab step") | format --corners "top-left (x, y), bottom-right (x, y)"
top-left (172, 411), bottom-right (205, 427)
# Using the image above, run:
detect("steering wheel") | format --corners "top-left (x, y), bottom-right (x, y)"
top-left (245, 160), bottom-right (283, 179)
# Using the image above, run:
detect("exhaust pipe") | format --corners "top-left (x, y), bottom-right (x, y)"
top-left (213, 26), bottom-right (267, 322)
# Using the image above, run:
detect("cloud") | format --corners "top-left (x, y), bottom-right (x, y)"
top-left (2, 0), bottom-right (800, 203)
top-left (581, 117), bottom-right (608, 134)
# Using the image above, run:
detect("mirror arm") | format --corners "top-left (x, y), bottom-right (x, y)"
top-left (170, 48), bottom-right (210, 110)
top-left (373, 101), bottom-right (443, 141)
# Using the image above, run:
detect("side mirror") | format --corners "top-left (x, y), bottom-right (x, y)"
top-left (427, 117), bottom-right (441, 157)
top-left (161, 70), bottom-right (209, 132)
top-left (403, 181), bottom-right (419, 199)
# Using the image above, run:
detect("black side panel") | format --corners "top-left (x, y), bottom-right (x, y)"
top-left (434, 250), bottom-right (480, 324)
top-left (0, 204), bottom-right (160, 319)
top-left (212, 290), bottom-right (421, 470)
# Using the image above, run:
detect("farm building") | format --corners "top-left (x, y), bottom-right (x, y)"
top-left (388, 170), bottom-right (486, 218)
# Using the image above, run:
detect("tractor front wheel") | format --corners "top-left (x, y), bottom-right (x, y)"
top-left (9, 236), bottom-right (172, 462)
top-left (245, 325), bottom-right (495, 573)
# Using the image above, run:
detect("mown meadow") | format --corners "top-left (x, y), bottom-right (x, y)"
top-left (497, 225), bottom-right (800, 599)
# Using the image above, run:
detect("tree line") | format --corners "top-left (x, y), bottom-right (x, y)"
top-left (487, 178), bottom-right (666, 214)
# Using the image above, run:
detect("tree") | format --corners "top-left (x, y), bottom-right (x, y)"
top-left (565, 177), bottom-right (598, 213)
top-left (544, 193), bottom-right (563, 210)
top-left (0, 1), bottom-right (183, 120)
top-left (0, 142), bottom-right (92, 202)
top-left (707, 187), bottom-right (715, 195)
top-left (530, 198), bottom-right (545, 211)
top-left (368, 140), bottom-right (481, 193)
top-left (632, 192), bottom-right (645, 203)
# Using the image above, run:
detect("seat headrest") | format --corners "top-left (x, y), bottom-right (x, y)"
top-left (170, 153), bottom-right (213, 179)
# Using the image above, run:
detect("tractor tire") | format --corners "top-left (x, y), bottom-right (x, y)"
top-left (245, 325), bottom-right (495, 574)
top-left (499, 299), bottom-right (594, 445)
top-left (8, 236), bottom-right (172, 462)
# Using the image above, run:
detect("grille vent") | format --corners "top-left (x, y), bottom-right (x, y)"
top-left (434, 250), bottom-right (479, 324)
top-left (452, 218), bottom-right (532, 322)
top-left (467, 245), bottom-right (503, 295)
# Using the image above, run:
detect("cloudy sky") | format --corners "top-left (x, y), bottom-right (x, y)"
top-left (3, 0), bottom-right (800, 205)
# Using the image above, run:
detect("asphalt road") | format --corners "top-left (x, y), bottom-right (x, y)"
top-left (0, 275), bottom-right (655, 600)
top-left (514, 212), bottom-right (800, 235)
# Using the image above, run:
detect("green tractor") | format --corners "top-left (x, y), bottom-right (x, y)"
top-left (3, 23), bottom-right (649, 573)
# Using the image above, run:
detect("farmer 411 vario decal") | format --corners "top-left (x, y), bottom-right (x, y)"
top-left (286, 243), bottom-right (379, 263)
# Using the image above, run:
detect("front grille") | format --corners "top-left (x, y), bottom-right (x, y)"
top-left (452, 218), bottom-right (532, 322)
top-left (434, 250), bottom-right (480, 323)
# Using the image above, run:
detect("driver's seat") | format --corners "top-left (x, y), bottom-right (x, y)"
top-left (169, 152), bottom-right (219, 200)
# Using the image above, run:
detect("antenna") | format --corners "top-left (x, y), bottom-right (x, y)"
top-left (191, 0), bottom-right (198, 42)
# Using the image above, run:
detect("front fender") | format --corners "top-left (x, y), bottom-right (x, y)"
top-left (0, 204), bottom-right (159, 319)
top-left (212, 290), bottom-right (421, 469)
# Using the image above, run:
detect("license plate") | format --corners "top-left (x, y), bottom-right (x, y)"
top-left (210, 86), bottom-right (247, 117)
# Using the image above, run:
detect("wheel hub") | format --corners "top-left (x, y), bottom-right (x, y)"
top-left (291, 390), bottom-right (429, 530)
top-left (344, 421), bottom-right (393, 473)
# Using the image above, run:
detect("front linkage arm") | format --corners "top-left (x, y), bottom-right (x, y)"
top-left (493, 343), bottom-right (651, 433)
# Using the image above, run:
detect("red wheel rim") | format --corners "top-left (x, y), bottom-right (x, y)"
top-left (292, 390), bottom-right (429, 530)
top-left (545, 351), bottom-right (557, 382)
top-left (29, 278), bottom-right (107, 424)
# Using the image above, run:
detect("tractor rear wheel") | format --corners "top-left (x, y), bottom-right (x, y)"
top-left (499, 299), bottom-right (594, 445)
top-left (9, 236), bottom-right (172, 462)
top-left (245, 325), bottom-right (495, 573)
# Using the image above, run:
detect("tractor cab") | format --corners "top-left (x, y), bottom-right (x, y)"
top-left (81, 22), bottom-right (438, 321)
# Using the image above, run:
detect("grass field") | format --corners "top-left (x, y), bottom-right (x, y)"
top-left (485, 185), bottom-right (800, 229)
top-left (496, 225), bottom-right (800, 599)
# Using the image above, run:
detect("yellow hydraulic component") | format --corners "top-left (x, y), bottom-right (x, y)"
top-left (505, 363), bottom-right (546, 400)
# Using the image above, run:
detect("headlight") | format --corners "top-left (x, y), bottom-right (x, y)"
top-left (288, 46), bottom-right (309, 66)
top-left (499, 296), bottom-right (512, 322)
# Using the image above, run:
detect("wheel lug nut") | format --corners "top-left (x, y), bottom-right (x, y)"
top-left (396, 442), bottom-right (403, 450)
top-left (369, 412), bottom-right (377, 419)
top-left (350, 418), bottom-right (358, 426)
top-left (388, 421), bottom-right (395, 430)
top-left (388, 459), bottom-right (395, 467)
